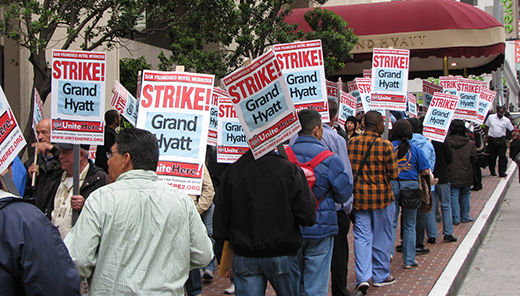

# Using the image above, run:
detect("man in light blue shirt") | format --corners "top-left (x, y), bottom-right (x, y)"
top-left (65, 128), bottom-right (213, 296)
top-left (321, 99), bottom-right (354, 296)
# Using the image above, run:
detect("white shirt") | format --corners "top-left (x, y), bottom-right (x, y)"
top-left (485, 114), bottom-right (514, 138)
top-left (51, 163), bottom-right (89, 239)
top-left (64, 170), bottom-right (213, 296)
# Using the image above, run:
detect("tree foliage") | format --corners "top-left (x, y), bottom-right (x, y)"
top-left (158, 1), bottom-right (357, 78)
top-left (119, 56), bottom-right (151, 97)
top-left (300, 8), bottom-right (357, 75)
top-left (0, 0), bottom-right (147, 102)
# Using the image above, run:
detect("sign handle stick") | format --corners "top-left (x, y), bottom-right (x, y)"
top-left (383, 110), bottom-right (390, 140)
top-left (31, 145), bottom-right (38, 187)
top-left (72, 144), bottom-right (80, 226)
top-left (1, 170), bottom-right (20, 196)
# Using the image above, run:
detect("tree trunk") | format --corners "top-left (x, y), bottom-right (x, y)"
top-left (22, 52), bottom-right (52, 160)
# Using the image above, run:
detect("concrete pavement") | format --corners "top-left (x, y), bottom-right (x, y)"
top-left (458, 171), bottom-right (520, 296)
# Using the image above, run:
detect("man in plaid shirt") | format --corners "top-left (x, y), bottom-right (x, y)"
top-left (347, 111), bottom-right (399, 294)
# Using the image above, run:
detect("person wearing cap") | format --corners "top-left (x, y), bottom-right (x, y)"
top-left (45, 143), bottom-right (107, 239)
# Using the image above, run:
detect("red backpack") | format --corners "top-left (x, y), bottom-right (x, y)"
top-left (284, 146), bottom-right (334, 209)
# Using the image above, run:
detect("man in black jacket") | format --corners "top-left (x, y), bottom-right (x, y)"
top-left (95, 110), bottom-right (120, 173)
top-left (24, 118), bottom-right (63, 204)
top-left (213, 150), bottom-right (316, 296)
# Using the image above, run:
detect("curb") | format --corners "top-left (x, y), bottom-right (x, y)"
top-left (428, 163), bottom-right (517, 296)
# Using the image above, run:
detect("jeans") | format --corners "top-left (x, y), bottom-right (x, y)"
top-left (233, 254), bottom-right (299, 296)
top-left (451, 186), bottom-right (472, 223)
top-left (296, 236), bottom-right (334, 296)
top-left (416, 194), bottom-right (438, 246)
top-left (391, 180), bottom-right (418, 266)
top-left (185, 269), bottom-right (202, 296)
top-left (354, 203), bottom-right (395, 284)
top-left (201, 203), bottom-right (216, 271)
top-left (434, 183), bottom-right (453, 235)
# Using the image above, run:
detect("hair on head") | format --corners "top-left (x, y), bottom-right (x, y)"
top-left (115, 128), bottom-right (159, 171)
top-left (105, 109), bottom-right (119, 125)
top-left (408, 117), bottom-right (423, 134)
top-left (298, 109), bottom-right (322, 135)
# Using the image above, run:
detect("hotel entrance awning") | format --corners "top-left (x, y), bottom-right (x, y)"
top-left (285, 0), bottom-right (505, 80)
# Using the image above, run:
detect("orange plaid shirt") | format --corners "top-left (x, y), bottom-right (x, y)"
top-left (347, 130), bottom-right (398, 210)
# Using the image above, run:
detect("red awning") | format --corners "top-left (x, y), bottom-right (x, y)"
top-left (285, 0), bottom-right (505, 79)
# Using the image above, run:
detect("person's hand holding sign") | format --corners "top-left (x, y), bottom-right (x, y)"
top-left (27, 163), bottom-right (39, 178)
top-left (71, 195), bottom-right (85, 211)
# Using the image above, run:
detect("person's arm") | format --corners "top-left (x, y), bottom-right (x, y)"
top-left (213, 170), bottom-right (231, 242)
top-left (187, 198), bottom-right (213, 269)
top-left (384, 141), bottom-right (399, 180)
top-left (20, 204), bottom-right (80, 296)
top-left (64, 193), bottom-right (103, 279)
top-left (328, 155), bottom-right (352, 204)
top-left (470, 143), bottom-right (478, 165)
top-left (195, 166), bottom-right (215, 214)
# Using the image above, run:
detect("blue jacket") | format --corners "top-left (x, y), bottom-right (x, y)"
top-left (411, 133), bottom-right (436, 171)
top-left (290, 135), bottom-right (353, 239)
top-left (0, 195), bottom-right (80, 296)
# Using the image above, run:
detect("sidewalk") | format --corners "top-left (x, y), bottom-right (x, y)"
top-left (200, 165), bottom-right (516, 296)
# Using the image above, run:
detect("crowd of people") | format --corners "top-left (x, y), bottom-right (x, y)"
top-left (0, 101), bottom-right (516, 296)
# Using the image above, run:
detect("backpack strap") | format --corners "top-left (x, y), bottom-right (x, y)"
top-left (307, 150), bottom-right (335, 170)
top-left (284, 146), bottom-right (300, 164)
top-left (308, 150), bottom-right (334, 209)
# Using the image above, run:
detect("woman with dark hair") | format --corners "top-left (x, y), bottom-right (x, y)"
top-left (447, 120), bottom-right (477, 224)
top-left (344, 116), bottom-right (359, 140)
top-left (390, 119), bottom-right (431, 269)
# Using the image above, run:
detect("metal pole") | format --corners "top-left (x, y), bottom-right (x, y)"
top-left (443, 57), bottom-right (449, 76)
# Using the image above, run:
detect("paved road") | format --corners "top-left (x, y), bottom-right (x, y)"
top-left (458, 173), bottom-right (520, 296)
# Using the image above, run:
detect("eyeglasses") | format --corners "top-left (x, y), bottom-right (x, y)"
top-left (106, 151), bottom-right (121, 160)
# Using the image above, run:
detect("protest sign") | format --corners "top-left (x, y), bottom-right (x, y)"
top-left (476, 88), bottom-right (497, 124)
top-left (423, 92), bottom-right (458, 142)
top-left (407, 93), bottom-right (418, 118)
top-left (355, 78), bottom-right (371, 112)
top-left (454, 78), bottom-right (482, 121)
top-left (273, 40), bottom-right (329, 122)
top-left (207, 88), bottom-right (221, 146)
top-left (439, 76), bottom-right (460, 95)
top-left (326, 80), bottom-right (340, 105)
top-left (337, 91), bottom-right (357, 126)
top-left (422, 80), bottom-right (443, 109)
top-left (363, 69), bottom-right (372, 78)
top-left (216, 88), bottom-right (249, 163)
top-left (356, 78), bottom-right (386, 116)
top-left (347, 80), bottom-right (363, 113)
top-left (370, 48), bottom-right (410, 111)
top-left (110, 80), bottom-right (138, 126)
top-left (32, 88), bottom-right (44, 138)
top-left (88, 145), bottom-right (97, 161)
top-left (222, 50), bottom-right (301, 159)
top-left (50, 50), bottom-right (106, 145)
top-left (0, 86), bottom-right (26, 174)
top-left (137, 70), bottom-right (214, 195)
